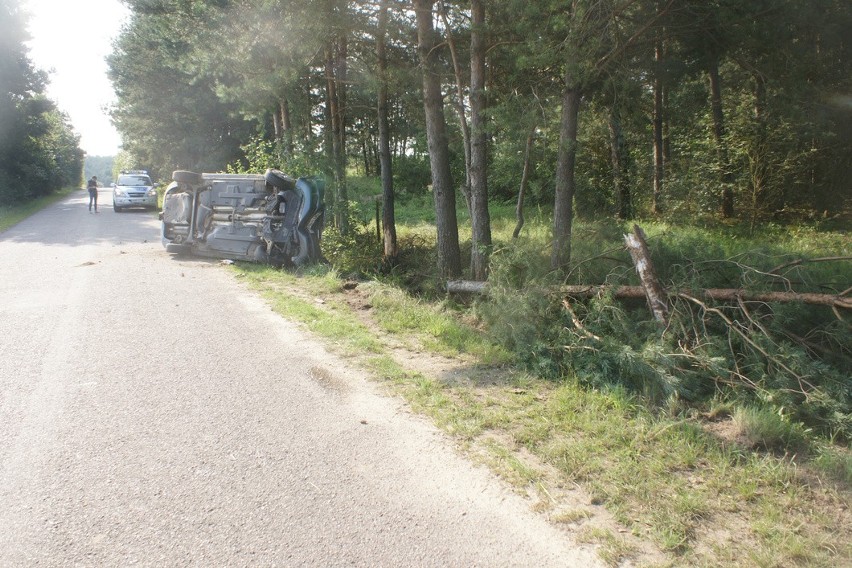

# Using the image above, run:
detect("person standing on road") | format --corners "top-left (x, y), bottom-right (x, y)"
top-left (87, 176), bottom-right (98, 213)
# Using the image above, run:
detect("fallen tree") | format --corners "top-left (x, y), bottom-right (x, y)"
top-left (447, 281), bottom-right (851, 310)
top-left (450, 225), bottom-right (850, 402)
top-left (455, 226), bottom-right (851, 440)
top-left (448, 225), bottom-right (851, 320)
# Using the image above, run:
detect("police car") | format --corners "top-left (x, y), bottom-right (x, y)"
top-left (112, 170), bottom-right (158, 212)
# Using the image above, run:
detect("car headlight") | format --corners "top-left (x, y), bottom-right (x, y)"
top-left (114, 188), bottom-right (127, 197)
top-left (147, 188), bottom-right (158, 197)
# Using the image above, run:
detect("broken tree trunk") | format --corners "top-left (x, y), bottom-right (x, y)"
top-left (448, 224), bottom-right (850, 318)
top-left (560, 286), bottom-right (852, 310)
top-left (446, 281), bottom-right (852, 311)
top-left (623, 225), bottom-right (669, 325)
top-left (447, 280), bottom-right (490, 294)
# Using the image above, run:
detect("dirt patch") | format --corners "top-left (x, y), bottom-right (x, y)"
top-left (702, 415), bottom-right (751, 448)
top-left (333, 281), bottom-right (670, 567)
top-left (309, 365), bottom-right (352, 395)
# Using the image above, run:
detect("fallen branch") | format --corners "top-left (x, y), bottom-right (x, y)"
top-left (677, 292), bottom-right (818, 398)
top-left (447, 280), bottom-right (490, 294)
top-left (562, 299), bottom-right (603, 342)
top-left (769, 255), bottom-right (852, 275)
top-left (447, 281), bottom-right (852, 310)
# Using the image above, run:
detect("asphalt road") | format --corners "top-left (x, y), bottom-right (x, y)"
top-left (0, 189), bottom-right (601, 567)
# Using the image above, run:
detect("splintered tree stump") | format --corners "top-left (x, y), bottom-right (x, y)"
top-left (623, 225), bottom-right (669, 325)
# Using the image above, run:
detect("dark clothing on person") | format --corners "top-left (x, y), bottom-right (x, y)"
top-left (87, 177), bottom-right (98, 212)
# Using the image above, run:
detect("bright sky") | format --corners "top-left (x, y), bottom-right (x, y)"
top-left (23, 0), bottom-right (129, 156)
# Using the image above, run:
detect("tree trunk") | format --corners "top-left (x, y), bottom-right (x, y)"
top-left (272, 107), bottom-right (282, 141)
top-left (446, 283), bottom-right (852, 311)
top-left (513, 126), bottom-right (535, 240)
top-left (305, 72), bottom-right (315, 159)
top-left (279, 97), bottom-right (293, 157)
top-left (652, 34), bottom-right (665, 215)
top-left (438, 1), bottom-right (472, 210)
top-left (336, 34), bottom-right (348, 160)
top-left (708, 58), bottom-right (734, 218)
top-left (414, 0), bottom-right (461, 278)
top-left (322, 51), bottom-right (335, 210)
top-left (468, 0), bottom-right (491, 281)
top-left (361, 137), bottom-right (370, 176)
top-left (377, 0), bottom-right (398, 262)
top-left (749, 72), bottom-right (769, 229)
top-left (325, 39), bottom-right (349, 234)
top-left (609, 106), bottom-right (631, 220)
top-left (551, 77), bottom-right (581, 271)
top-left (335, 35), bottom-right (349, 232)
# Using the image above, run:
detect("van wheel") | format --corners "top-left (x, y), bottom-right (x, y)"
top-left (265, 169), bottom-right (295, 192)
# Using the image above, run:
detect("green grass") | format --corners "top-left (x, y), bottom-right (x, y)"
top-left (234, 259), bottom-right (851, 565)
top-left (0, 187), bottom-right (77, 232)
top-left (227, 183), bottom-right (851, 566)
top-left (234, 264), bottom-right (384, 355)
top-left (365, 283), bottom-right (511, 363)
top-left (577, 526), bottom-right (635, 567)
top-left (732, 406), bottom-right (810, 453)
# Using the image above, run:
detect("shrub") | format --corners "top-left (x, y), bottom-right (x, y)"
top-left (393, 155), bottom-right (431, 195)
top-left (321, 213), bottom-right (383, 278)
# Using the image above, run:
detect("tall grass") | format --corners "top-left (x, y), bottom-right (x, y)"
top-left (327, 179), bottom-right (851, 445)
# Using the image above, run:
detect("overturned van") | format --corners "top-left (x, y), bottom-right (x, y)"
top-left (161, 169), bottom-right (324, 266)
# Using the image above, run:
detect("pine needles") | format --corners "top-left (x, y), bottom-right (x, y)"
top-left (483, 222), bottom-right (852, 444)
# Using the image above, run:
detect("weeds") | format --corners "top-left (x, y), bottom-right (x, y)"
top-left (228, 192), bottom-right (851, 566)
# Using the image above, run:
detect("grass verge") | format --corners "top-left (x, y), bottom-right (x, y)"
top-left (230, 261), bottom-right (851, 567)
top-left (0, 187), bottom-right (77, 233)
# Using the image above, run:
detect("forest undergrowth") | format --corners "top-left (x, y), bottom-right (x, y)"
top-left (330, 190), bottom-right (850, 450)
top-left (237, 188), bottom-right (850, 566)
